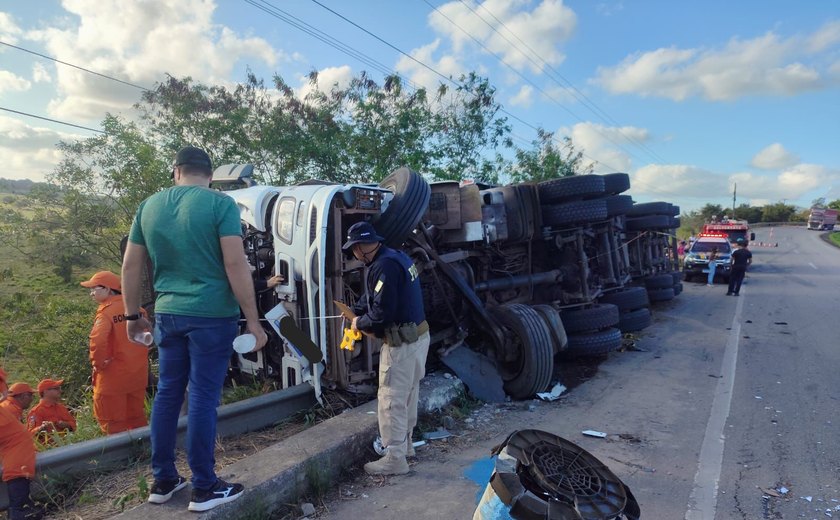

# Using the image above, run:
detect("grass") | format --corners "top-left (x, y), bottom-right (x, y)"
top-left (829, 232), bottom-right (840, 248)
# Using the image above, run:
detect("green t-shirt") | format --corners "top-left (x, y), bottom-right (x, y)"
top-left (128, 186), bottom-right (242, 318)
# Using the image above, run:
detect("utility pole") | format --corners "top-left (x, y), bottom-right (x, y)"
top-left (732, 183), bottom-right (737, 219)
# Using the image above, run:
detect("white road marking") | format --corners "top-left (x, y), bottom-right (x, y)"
top-left (809, 262), bottom-right (818, 270)
top-left (685, 289), bottom-right (745, 520)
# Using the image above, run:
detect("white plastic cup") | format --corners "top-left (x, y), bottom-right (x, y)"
top-left (233, 333), bottom-right (257, 354)
top-left (133, 331), bottom-right (153, 346)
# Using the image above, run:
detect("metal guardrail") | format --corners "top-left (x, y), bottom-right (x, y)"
top-left (0, 384), bottom-right (316, 510)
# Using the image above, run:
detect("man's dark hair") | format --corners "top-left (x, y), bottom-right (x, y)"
top-left (179, 163), bottom-right (212, 177)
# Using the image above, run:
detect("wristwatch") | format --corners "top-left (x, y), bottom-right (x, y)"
top-left (124, 314), bottom-right (141, 321)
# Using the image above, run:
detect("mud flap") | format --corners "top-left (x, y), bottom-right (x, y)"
top-left (441, 345), bottom-right (506, 403)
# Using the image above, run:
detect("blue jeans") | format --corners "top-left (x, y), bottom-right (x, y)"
top-left (151, 313), bottom-right (237, 490)
top-left (707, 262), bottom-right (717, 284)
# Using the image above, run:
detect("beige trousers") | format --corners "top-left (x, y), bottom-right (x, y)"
top-left (378, 331), bottom-right (430, 458)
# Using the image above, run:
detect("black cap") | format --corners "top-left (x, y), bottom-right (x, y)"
top-left (342, 221), bottom-right (384, 251)
top-left (173, 146), bottom-right (212, 169)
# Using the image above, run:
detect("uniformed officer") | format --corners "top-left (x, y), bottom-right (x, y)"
top-left (343, 221), bottom-right (430, 476)
top-left (0, 368), bottom-right (43, 520)
top-left (0, 383), bottom-right (36, 421)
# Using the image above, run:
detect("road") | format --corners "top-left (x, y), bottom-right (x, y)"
top-left (317, 226), bottom-right (840, 520)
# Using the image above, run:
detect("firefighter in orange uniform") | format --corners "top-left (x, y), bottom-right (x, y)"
top-left (1, 368), bottom-right (43, 520)
top-left (81, 270), bottom-right (149, 434)
top-left (1, 382), bottom-right (36, 421)
top-left (27, 379), bottom-right (77, 444)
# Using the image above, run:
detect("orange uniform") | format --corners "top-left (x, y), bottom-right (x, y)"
top-left (88, 294), bottom-right (149, 433)
top-left (27, 400), bottom-right (77, 440)
top-left (0, 398), bottom-right (24, 421)
top-left (0, 368), bottom-right (37, 482)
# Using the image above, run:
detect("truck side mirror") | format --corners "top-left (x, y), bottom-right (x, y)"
top-left (750, 233), bottom-right (755, 241)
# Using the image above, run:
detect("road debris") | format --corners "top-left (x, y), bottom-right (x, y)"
top-left (423, 428), bottom-right (452, 441)
top-left (582, 430), bottom-right (608, 438)
top-left (537, 383), bottom-right (567, 401)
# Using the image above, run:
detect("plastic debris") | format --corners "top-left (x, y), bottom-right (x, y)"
top-left (423, 428), bottom-right (452, 441)
top-left (582, 430), bottom-right (607, 438)
top-left (537, 383), bottom-right (567, 401)
top-left (803, 496), bottom-right (813, 502)
top-left (779, 487), bottom-right (789, 495)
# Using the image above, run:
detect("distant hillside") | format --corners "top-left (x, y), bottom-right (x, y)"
top-left (0, 178), bottom-right (47, 194)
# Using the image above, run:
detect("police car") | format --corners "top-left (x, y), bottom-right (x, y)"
top-left (683, 234), bottom-right (732, 282)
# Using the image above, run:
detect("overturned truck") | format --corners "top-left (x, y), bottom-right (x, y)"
top-left (212, 166), bottom-right (680, 401)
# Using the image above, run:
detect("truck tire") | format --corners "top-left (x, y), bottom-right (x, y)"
top-left (538, 175), bottom-right (605, 204)
top-left (671, 271), bottom-right (683, 284)
top-left (487, 304), bottom-right (554, 399)
top-left (374, 167), bottom-right (431, 248)
top-left (599, 287), bottom-right (649, 312)
top-left (673, 282), bottom-right (683, 296)
top-left (645, 274), bottom-right (674, 289)
top-left (564, 328), bottom-right (622, 357)
top-left (648, 287), bottom-right (675, 302)
top-left (618, 307), bottom-right (652, 332)
top-left (542, 199), bottom-right (608, 227)
top-left (671, 217), bottom-right (681, 228)
top-left (670, 205), bottom-right (680, 216)
top-left (605, 195), bottom-right (634, 217)
top-left (626, 214), bottom-right (671, 231)
top-left (560, 304), bottom-right (620, 334)
top-left (602, 173), bottom-right (630, 195)
top-left (533, 304), bottom-right (568, 353)
top-left (627, 201), bottom-right (673, 216)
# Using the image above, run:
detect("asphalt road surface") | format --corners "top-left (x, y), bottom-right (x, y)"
top-left (319, 225), bottom-right (840, 520)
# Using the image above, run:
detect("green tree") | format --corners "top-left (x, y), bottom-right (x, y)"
top-left (506, 129), bottom-right (594, 183)
top-left (761, 202), bottom-right (796, 222)
top-left (699, 204), bottom-right (724, 223)
top-left (734, 204), bottom-right (762, 223)
top-left (827, 199), bottom-right (840, 211)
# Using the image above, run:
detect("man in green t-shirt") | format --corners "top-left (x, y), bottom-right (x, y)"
top-left (122, 146), bottom-right (267, 512)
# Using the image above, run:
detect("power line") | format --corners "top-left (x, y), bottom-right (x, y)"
top-left (0, 106), bottom-right (105, 134)
top-left (458, 0), bottom-right (669, 165)
top-left (305, 0), bottom-right (626, 171)
top-left (421, 0), bottom-right (648, 168)
top-left (0, 40), bottom-right (149, 91)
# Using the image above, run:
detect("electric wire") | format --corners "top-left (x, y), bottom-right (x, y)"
top-left (0, 40), bottom-right (149, 91)
top-left (0, 106), bottom-right (105, 134)
top-left (464, 0), bottom-right (669, 165)
top-left (305, 0), bottom-right (626, 172)
top-left (423, 0), bottom-right (651, 167)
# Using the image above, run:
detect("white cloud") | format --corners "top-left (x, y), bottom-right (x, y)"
top-left (0, 70), bottom-right (31, 94)
top-left (427, 0), bottom-right (576, 74)
top-left (0, 115), bottom-right (81, 181)
top-left (594, 21), bottom-right (839, 101)
top-left (296, 65), bottom-right (354, 101)
top-left (751, 143), bottom-right (799, 170)
top-left (395, 39), bottom-right (466, 92)
top-left (0, 12), bottom-right (23, 44)
top-left (25, 0), bottom-right (281, 121)
top-left (509, 85), bottom-right (533, 107)
top-left (560, 121), bottom-right (649, 173)
top-left (31, 62), bottom-right (51, 83)
top-left (632, 164), bottom-right (729, 200)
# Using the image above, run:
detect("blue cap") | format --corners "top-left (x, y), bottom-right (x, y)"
top-left (342, 221), bottom-right (384, 251)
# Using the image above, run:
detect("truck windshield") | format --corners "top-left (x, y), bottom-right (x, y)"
top-left (726, 230), bottom-right (747, 242)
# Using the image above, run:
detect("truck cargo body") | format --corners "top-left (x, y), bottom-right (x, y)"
top-left (807, 207), bottom-right (838, 230)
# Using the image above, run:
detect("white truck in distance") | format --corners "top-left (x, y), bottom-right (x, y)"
top-left (807, 207), bottom-right (838, 230)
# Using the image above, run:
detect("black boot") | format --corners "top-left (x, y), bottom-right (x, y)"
top-left (6, 478), bottom-right (44, 520)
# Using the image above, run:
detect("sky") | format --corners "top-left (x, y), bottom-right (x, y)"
top-left (1, 0), bottom-right (838, 212)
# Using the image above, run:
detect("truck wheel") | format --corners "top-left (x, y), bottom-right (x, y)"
top-left (648, 287), bottom-right (675, 302)
top-left (673, 282), bottom-right (683, 296)
top-left (671, 271), bottom-right (683, 284)
top-left (560, 304), bottom-right (620, 334)
top-left (538, 175), bottom-right (605, 204)
top-left (602, 173), bottom-right (630, 195)
top-left (542, 199), bottom-right (608, 227)
top-left (533, 304), bottom-right (568, 353)
top-left (618, 307), bottom-right (652, 332)
top-left (671, 217), bottom-right (681, 228)
top-left (645, 274), bottom-right (674, 289)
top-left (627, 201), bottom-right (673, 217)
top-left (605, 195), bottom-right (634, 217)
top-left (374, 167), bottom-right (431, 248)
top-left (626, 214), bottom-right (671, 231)
top-left (564, 328), bottom-right (622, 357)
top-left (599, 287), bottom-right (649, 312)
top-left (488, 304), bottom-right (554, 399)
